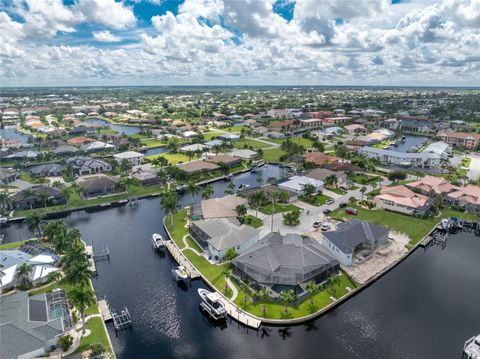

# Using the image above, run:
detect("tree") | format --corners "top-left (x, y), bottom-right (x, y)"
top-left (21, 188), bottom-right (35, 210)
top-left (279, 289), bottom-right (296, 315)
top-left (119, 176), bottom-right (139, 197)
top-left (327, 275), bottom-right (341, 296)
top-left (25, 211), bottom-right (44, 238)
top-left (268, 191), bottom-right (280, 232)
top-left (301, 183), bottom-right (316, 198)
top-left (388, 170), bottom-right (407, 183)
top-left (47, 271), bottom-right (62, 284)
top-left (186, 180), bottom-right (201, 197)
top-left (223, 266), bottom-right (233, 293)
top-left (202, 184), bottom-right (214, 200)
top-left (90, 343), bottom-right (106, 357)
top-left (65, 261), bottom-right (91, 286)
top-left (58, 334), bottom-right (74, 352)
top-left (249, 192), bottom-right (264, 217)
top-left (38, 191), bottom-right (50, 209)
top-left (258, 287), bottom-right (270, 317)
top-left (283, 209), bottom-right (301, 226)
top-left (186, 150), bottom-right (195, 162)
top-left (218, 162), bottom-right (230, 175)
top-left (235, 204), bottom-right (247, 223)
top-left (224, 181), bottom-right (235, 195)
top-left (306, 281), bottom-right (320, 307)
top-left (120, 159), bottom-right (132, 175)
top-left (166, 137), bottom-right (180, 153)
top-left (69, 285), bottom-right (96, 334)
top-left (278, 191), bottom-right (289, 204)
top-left (324, 174), bottom-right (338, 188)
top-left (16, 263), bottom-right (32, 288)
top-left (360, 186), bottom-right (367, 200)
top-left (160, 190), bottom-right (178, 226)
top-left (334, 144), bottom-right (348, 162)
top-left (63, 241), bottom-right (89, 271)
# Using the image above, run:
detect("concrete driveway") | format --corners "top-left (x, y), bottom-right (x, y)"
top-left (467, 154), bottom-right (480, 181)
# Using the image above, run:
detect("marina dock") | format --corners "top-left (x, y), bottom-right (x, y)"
top-left (164, 239), bottom-right (200, 279)
top-left (98, 299), bottom-right (113, 322)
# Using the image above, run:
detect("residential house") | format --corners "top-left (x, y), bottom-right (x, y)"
top-left (232, 233), bottom-right (339, 293)
top-left (305, 168), bottom-right (348, 188)
top-left (446, 185), bottom-right (480, 213)
top-left (344, 124), bottom-right (365, 134)
top-left (176, 160), bottom-right (220, 175)
top-left (52, 145), bottom-right (79, 157)
top-left (322, 220), bottom-right (390, 266)
top-left (113, 151), bottom-right (144, 166)
top-left (190, 195), bottom-right (248, 220)
top-left (436, 129), bottom-right (480, 150)
top-left (218, 133), bottom-right (240, 141)
top-left (374, 185), bottom-right (430, 216)
top-left (0, 168), bottom-right (17, 184)
top-left (76, 174), bottom-right (120, 198)
top-left (29, 163), bottom-right (65, 177)
top-left (67, 136), bottom-right (94, 146)
top-left (358, 146), bottom-right (441, 167)
top-left (278, 175), bottom-right (324, 194)
top-left (10, 186), bottom-right (66, 210)
top-left (227, 149), bottom-right (259, 161)
top-left (5, 150), bottom-right (40, 161)
top-left (66, 156), bottom-right (112, 176)
top-left (267, 120), bottom-right (294, 132)
top-left (189, 218), bottom-right (260, 261)
top-left (81, 140), bottom-right (114, 152)
top-left (131, 163), bottom-right (160, 186)
top-left (241, 185), bottom-right (299, 203)
top-left (205, 154), bottom-right (242, 167)
top-left (303, 152), bottom-right (339, 166)
top-left (179, 143), bottom-right (209, 153)
top-left (407, 175), bottom-right (459, 196)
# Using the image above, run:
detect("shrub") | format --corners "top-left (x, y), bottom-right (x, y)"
top-left (90, 343), bottom-right (106, 358)
top-left (224, 248), bottom-right (239, 261)
top-left (58, 334), bottom-right (74, 352)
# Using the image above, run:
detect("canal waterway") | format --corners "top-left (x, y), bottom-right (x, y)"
top-left (391, 134), bottom-right (428, 153)
top-left (83, 118), bottom-right (142, 135)
top-left (2, 165), bottom-right (479, 359)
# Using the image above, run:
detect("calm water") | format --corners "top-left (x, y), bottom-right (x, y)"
top-left (0, 127), bottom-right (32, 143)
top-left (393, 135), bottom-right (427, 153)
top-left (83, 119), bottom-right (141, 135)
top-left (2, 165), bottom-right (479, 359)
top-left (144, 147), bottom-right (168, 157)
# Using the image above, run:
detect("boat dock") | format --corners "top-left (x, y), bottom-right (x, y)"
top-left (164, 239), bottom-right (200, 279)
top-left (84, 245), bottom-right (97, 273)
top-left (98, 297), bottom-right (133, 335)
top-left (98, 299), bottom-right (113, 322)
top-left (221, 299), bottom-right (262, 329)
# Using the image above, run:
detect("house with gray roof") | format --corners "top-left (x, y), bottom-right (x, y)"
top-left (66, 156), bottom-right (112, 176)
top-left (322, 220), bottom-right (390, 266)
top-left (29, 163), bottom-right (65, 177)
top-left (232, 233), bottom-right (339, 293)
top-left (0, 290), bottom-right (71, 359)
top-left (189, 218), bottom-right (260, 261)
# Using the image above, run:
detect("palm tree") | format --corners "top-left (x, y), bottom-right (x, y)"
top-left (16, 263), bottom-right (32, 288)
top-left (327, 275), bottom-right (341, 296)
top-left (250, 192), bottom-right (263, 217)
top-left (119, 176), bottom-right (139, 197)
top-left (269, 191), bottom-right (280, 232)
top-left (218, 162), bottom-right (230, 176)
top-left (65, 261), bottom-right (91, 286)
top-left (279, 289), bottom-right (295, 315)
top-left (306, 281), bottom-right (320, 307)
top-left (160, 190), bottom-right (178, 225)
top-left (0, 192), bottom-right (11, 211)
top-left (235, 204), bottom-right (247, 223)
top-left (38, 191), bottom-right (50, 209)
top-left (360, 186), bottom-right (367, 200)
top-left (324, 174), bottom-right (338, 189)
top-left (186, 150), bottom-right (195, 162)
top-left (22, 188), bottom-right (35, 210)
top-left (47, 271), bottom-right (62, 284)
top-left (278, 191), bottom-right (289, 204)
top-left (224, 181), bottom-right (235, 195)
top-left (186, 180), bottom-right (201, 197)
top-left (258, 287), bottom-right (270, 317)
top-left (301, 183), bottom-right (316, 199)
top-left (63, 241), bottom-right (89, 270)
top-left (25, 211), bottom-right (44, 238)
top-left (69, 285), bottom-right (96, 334)
top-left (202, 184), bottom-right (214, 200)
top-left (43, 220), bottom-right (67, 243)
top-left (223, 267), bottom-right (233, 294)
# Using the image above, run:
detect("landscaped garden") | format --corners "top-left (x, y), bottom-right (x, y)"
top-left (234, 138), bottom-right (270, 149)
top-left (262, 148), bottom-right (286, 162)
top-left (258, 203), bottom-right (300, 215)
top-left (300, 193), bottom-right (332, 206)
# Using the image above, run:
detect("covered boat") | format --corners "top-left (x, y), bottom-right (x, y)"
top-left (151, 233), bottom-right (165, 249)
top-left (198, 288), bottom-right (227, 320)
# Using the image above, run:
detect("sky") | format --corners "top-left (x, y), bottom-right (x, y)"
top-left (0, 0), bottom-right (479, 87)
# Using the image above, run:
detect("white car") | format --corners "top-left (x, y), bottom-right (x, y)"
top-left (321, 222), bottom-right (331, 231)
top-left (313, 221), bottom-right (322, 228)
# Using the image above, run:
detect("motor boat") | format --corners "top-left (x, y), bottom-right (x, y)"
top-left (441, 218), bottom-right (451, 230)
top-left (0, 217), bottom-right (8, 225)
top-left (198, 288), bottom-right (227, 320)
top-left (151, 233), bottom-right (165, 249)
top-left (464, 334), bottom-right (480, 359)
top-left (238, 183), bottom-right (250, 190)
top-left (172, 265), bottom-right (189, 282)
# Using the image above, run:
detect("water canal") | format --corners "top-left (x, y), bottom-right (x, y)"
top-left (2, 165), bottom-right (479, 359)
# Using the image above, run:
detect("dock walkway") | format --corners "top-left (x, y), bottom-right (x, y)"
top-left (98, 299), bottom-right (113, 322)
top-left (164, 240), bottom-right (200, 279)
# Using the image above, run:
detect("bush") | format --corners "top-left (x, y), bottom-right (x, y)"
top-left (90, 343), bottom-right (106, 358)
top-left (224, 248), bottom-right (239, 261)
top-left (58, 334), bottom-right (74, 352)
top-left (283, 209), bottom-right (301, 226)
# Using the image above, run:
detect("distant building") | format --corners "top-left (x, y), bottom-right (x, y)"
top-left (407, 175), bottom-right (459, 196)
top-left (267, 120), bottom-right (294, 132)
top-left (303, 152), bottom-right (339, 166)
top-left (10, 186), bottom-right (66, 210)
top-left (322, 220), bottom-right (390, 266)
top-left (176, 160), bottom-right (219, 175)
top-left (204, 154), bottom-right (242, 167)
top-left (267, 109), bottom-right (293, 119)
top-left (375, 185), bottom-right (430, 216)
top-left (113, 151), bottom-right (144, 166)
top-left (358, 146), bottom-right (441, 167)
top-left (446, 185), bottom-right (480, 213)
top-left (436, 129), bottom-right (480, 150)
top-left (66, 156), bottom-right (112, 175)
top-left (76, 174), bottom-right (120, 198)
top-left (278, 175), bottom-right (324, 194)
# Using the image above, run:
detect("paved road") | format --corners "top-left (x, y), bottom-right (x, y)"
top-left (467, 154), bottom-right (480, 181)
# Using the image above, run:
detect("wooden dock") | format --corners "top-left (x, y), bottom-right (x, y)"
top-left (98, 299), bottom-right (113, 322)
top-left (85, 245), bottom-right (97, 273)
top-left (164, 240), bottom-right (200, 279)
top-left (221, 299), bottom-right (262, 329)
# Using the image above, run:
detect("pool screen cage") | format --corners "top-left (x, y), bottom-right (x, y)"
top-left (47, 290), bottom-right (73, 330)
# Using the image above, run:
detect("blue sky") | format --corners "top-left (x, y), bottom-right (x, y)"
top-left (0, 0), bottom-right (479, 86)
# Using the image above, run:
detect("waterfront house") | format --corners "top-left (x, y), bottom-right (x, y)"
top-left (305, 168), bottom-right (348, 188)
top-left (267, 120), bottom-right (294, 132)
top-left (421, 141), bottom-right (451, 159)
top-left (446, 185), bottom-right (480, 213)
top-left (52, 145), bottom-right (79, 157)
top-left (218, 133), bottom-right (241, 141)
top-left (278, 175), bottom-right (324, 194)
top-left (374, 185), bottom-right (430, 216)
top-left (176, 160), bottom-right (220, 175)
top-left (29, 163), bottom-right (65, 177)
top-left (407, 175), bottom-right (459, 196)
top-left (66, 156), bottom-right (112, 176)
top-left (5, 150), bottom-right (40, 161)
top-left (0, 291), bottom-right (71, 358)
top-left (436, 129), bottom-right (480, 150)
top-left (179, 143), bottom-right (209, 153)
top-left (131, 163), bottom-right (160, 186)
top-left (67, 136), bottom-right (94, 146)
top-left (0, 168), bottom-right (18, 184)
top-left (241, 185), bottom-right (299, 203)
top-left (303, 152), bottom-right (339, 166)
top-left (113, 151), bottom-right (144, 166)
top-left (189, 218), bottom-right (260, 261)
top-left (232, 233), bottom-right (339, 293)
top-left (205, 154), bottom-right (242, 167)
top-left (344, 124), bottom-right (366, 134)
top-left (10, 186), bottom-right (66, 210)
top-left (227, 149), bottom-right (259, 161)
top-left (322, 220), bottom-right (390, 266)
top-left (81, 140), bottom-right (114, 152)
top-left (358, 146), bottom-right (441, 167)
top-left (190, 195), bottom-right (248, 220)
top-left (76, 174), bottom-right (120, 198)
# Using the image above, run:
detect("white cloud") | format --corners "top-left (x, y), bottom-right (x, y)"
top-left (93, 30), bottom-right (122, 42)
top-left (75, 0), bottom-right (136, 30)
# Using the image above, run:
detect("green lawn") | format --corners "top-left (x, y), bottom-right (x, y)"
top-left (222, 126), bottom-right (248, 133)
top-left (329, 187), bottom-right (347, 195)
top-left (258, 203), bottom-right (300, 215)
top-left (20, 173), bottom-right (49, 184)
top-left (96, 128), bottom-right (118, 135)
top-left (141, 138), bottom-right (166, 148)
top-left (461, 157), bottom-right (472, 167)
top-left (349, 174), bottom-right (381, 185)
top-left (203, 132), bottom-right (221, 140)
top-left (262, 148), bottom-right (286, 162)
top-left (300, 194), bottom-right (332, 206)
top-left (267, 137), bottom-right (314, 149)
top-left (234, 138), bottom-right (270, 149)
top-left (165, 210), bottom-right (189, 249)
top-left (244, 215), bottom-right (263, 228)
top-left (329, 205), bottom-right (479, 248)
top-left (71, 317), bottom-right (112, 355)
top-left (185, 235), bottom-right (204, 253)
top-left (145, 152), bottom-right (193, 164)
top-left (0, 239), bottom-right (37, 250)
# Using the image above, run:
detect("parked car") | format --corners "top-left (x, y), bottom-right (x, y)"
top-left (339, 202), bottom-right (347, 208)
top-left (323, 208), bottom-right (331, 215)
top-left (345, 207), bottom-right (358, 215)
top-left (326, 199), bottom-right (335, 205)
top-left (321, 222), bottom-right (331, 231)
top-left (313, 221), bottom-right (322, 228)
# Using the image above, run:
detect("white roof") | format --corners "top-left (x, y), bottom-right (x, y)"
top-left (31, 265), bottom-right (58, 281)
top-left (30, 254), bottom-right (56, 264)
top-left (113, 151), bottom-right (144, 159)
top-left (0, 265), bottom-right (17, 287)
top-left (228, 148), bottom-right (257, 159)
top-left (183, 131), bottom-right (198, 138)
top-left (180, 143), bottom-right (208, 152)
top-left (278, 175), bottom-right (324, 192)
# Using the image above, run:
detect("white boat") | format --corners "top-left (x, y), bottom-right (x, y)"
top-left (441, 218), bottom-right (451, 230)
top-left (172, 265), bottom-right (189, 282)
top-left (198, 288), bottom-right (227, 320)
top-left (151, 233), bottom-right (165, 249)
top-left (238, 183), bottom-right (250, 190)
top-left (464, 334), bottom-right (480, 359)
top-left (0, 217), bottom-right (8, 225)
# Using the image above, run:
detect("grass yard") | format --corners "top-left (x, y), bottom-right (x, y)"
top-left (165, 210), bottom-right (189, 249)
top-left (349, 174), bottom-right (381, 185)
top-left (203, 132), bottom-right (221, 140)
top-left (234, 138), bottom-right (270, 149)
top-left (222, 126), bottom-right (248, 133)
top-left (300, 194), bottom-right (332, 206)
top-left (185, 235), bottom-right (204, 253)
top-left (244, 215), bottom-right (263, 228)
top-left (461, 157), bottom-right (472, 167)
top-left (329, 187), bottom-right (347, 195)
top-left (145, 152), bottom-right (193, 164)
top-left (20, 173), bottom-right (49, 184)
top-left (71, 317), bottom-right (112, 355)
top-left (268, 137), bottom-right (314, 149)
top-left (0, 239), bottom-right (37, 250)
top-left (262, 148), bottom-right (286, 162)
top-left (259, 203), bottom-right (300, 215)
top-left (96, 128), bottom-right (118, 135)
top-left (328, 205), bottom-right (479, 248)
top-left (141, 138), bottom-right (166, 148)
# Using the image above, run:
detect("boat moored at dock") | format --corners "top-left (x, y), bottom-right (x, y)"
top-left (198, 288), bottom-right (227, 320)
top-left (464, 334), bottom-right (480, 358)
top-left (151, 233), bottom-right (165, 249)
top-left (172, 265), bottom-right (189, 282)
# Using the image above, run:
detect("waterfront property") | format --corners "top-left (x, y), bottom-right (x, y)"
top-left (113, 150), bottom-right (144, 166)
top-left (190, 195), bottom-right (248, 220)
top-left (302, 152), bottom-right (339, 166)
top-left (374, 185), bottom-right (430, 216)
top-left (66, 156), bottom-right (112, 176)
top-left (204, 154), bottom-right (242, 167)
top-left (241, 185), bottom-right (299, 203)
top-left (322, 220), bottom-right (390, 266)
top-left (189, 218), bottom-right (260, 261)
top-left (0, 290), bottom-right (71, 359)
top-left (358, 146), bottom-right (441, 167)
top-left (407, 175), bottom-right (459, 195)
top-left (446, 185), bottom-right (480, 213)
top-left (421, 141), bottom-right (451, 159)
top-left (76, 174), bottom-right (120, 198)
top-left (278, 175), bottom-right (324, 194)
top-left (437, 129), bottom-right (480, 149)
top-left (10, 186), bottom-right (67, 210)
top-left (232, 232), bottom-right (339, 294)
top-left (305, 168), bottom-right (349, 188)
top-left (28, 163), bottom-right (65, 177)
top-left (176, 160), bottom-right (220, 175)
